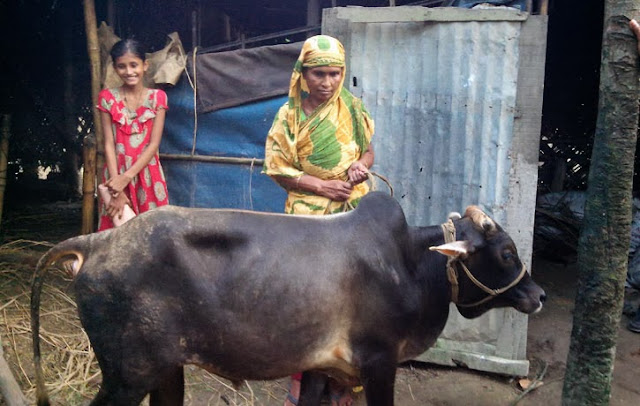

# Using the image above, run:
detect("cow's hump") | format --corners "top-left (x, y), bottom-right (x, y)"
top-left (354, 192), bottom-right (407, 230)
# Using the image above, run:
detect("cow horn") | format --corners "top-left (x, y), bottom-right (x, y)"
top-left (447, 211), bottom-right (461, 221)
top-left (464, 205), bottom-right (495, 232)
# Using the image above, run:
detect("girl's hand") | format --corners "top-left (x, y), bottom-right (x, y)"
top-left (106, 174), bottom-right (132, 194)
top-left (318, 179), bottom-right (353, 202)
top-left (106, 192), bottom-right (131, 219)
top-left (347, 161), bottom-right (369, 185)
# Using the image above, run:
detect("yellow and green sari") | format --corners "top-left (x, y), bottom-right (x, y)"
top-left (263, 35), bottom-right (374, 215)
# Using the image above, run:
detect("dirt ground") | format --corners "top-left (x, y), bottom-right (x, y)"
top-left (1, 202), bottom-right (639, 405)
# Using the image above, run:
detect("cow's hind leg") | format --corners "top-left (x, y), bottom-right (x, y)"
top-left (359, 351), bottom-right (396, 406)
top-left (149, 366), bottom-right (185, 406)
top-left (298, 371), bottom-right (327, 406)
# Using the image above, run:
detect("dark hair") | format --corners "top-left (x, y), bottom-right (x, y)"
top-left (110, 39), bottom-right (146, 63)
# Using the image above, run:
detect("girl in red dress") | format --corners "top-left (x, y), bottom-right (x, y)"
top-left (97, 39), bottom-right (169, 231)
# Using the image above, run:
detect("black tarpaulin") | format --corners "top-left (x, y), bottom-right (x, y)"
top-left (193, 41), bottom-right (303, 113)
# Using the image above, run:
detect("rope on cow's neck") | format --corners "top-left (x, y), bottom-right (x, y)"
top-left (439, 219), bottom-right (528, 308)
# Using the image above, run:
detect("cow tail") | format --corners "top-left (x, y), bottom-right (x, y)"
top-left (31, 240), bottom-right (87, 406)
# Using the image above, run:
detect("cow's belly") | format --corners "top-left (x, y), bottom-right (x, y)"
top-left (182, 329), bottom-right (358, 382)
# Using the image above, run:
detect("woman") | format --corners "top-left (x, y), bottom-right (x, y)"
top-left (263, 34), bottom-right (375, 406)
top-left (264, 34), bottom-right (374, 216)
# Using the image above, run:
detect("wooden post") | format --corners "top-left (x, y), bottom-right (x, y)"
top-left (0, 333), bottom-right (28, 406)
top-left (83, 0), bottom-right (102, 234)
top-left (307, 0), bottom-right (320, 36)
top-left (82, 135), bottom-right (97, 234)
top-left (0, 114), bottom-right (9, 228)
top-left (192, 9), bottom-right (198, 50)
top-left (525, 0), bottom-right (532, 13)
top-left (540, 0), bottom-right (549, 16)
top-left (107, 0), bottom-right (115, 26)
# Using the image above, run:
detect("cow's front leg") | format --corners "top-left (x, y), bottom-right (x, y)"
top-left (298, 371), bottom-right (327, 406)
top-left (149, 366), bottom-right (184, 406)
top-left (359, 350), bottom-right (396, 406)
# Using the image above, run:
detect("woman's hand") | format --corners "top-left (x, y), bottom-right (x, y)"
top-left (106, 192), bottom-right (131, 219)
top-left (273, 174), bottom-right (353, 201)
top-left (318, 179), bottom-right (353, 201)
top-left (347, 161), bottom-right (369, 185)
top-left (105, 174), bottom-right (132, 194)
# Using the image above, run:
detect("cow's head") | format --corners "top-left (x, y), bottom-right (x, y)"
top-left (430, 206), bottom-right (546, 319)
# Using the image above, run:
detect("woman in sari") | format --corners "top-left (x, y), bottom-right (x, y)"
top-left (264, 34), bottom-right (374, 216)
top-left (263, 35), bottom-right (375, 405)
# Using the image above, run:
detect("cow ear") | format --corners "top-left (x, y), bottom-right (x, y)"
top-left (429, 241), bottom-right (471, 258)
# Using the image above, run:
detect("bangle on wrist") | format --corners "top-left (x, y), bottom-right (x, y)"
top-left (295, 175), bottom-right (302, 189)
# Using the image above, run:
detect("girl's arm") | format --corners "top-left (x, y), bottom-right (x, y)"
top-left (101, 110), bottom-right (119, 185)
top-left (101, 110), bottom-right (131, 217)
top-left (106, 107), bottom-right (167, 193)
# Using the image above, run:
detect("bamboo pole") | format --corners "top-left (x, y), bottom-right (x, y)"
top-left (0, 114), bottom-right (9, 229)
top-left (159, 153), bottom-right (263, 166)
top-left (540, 0), bottom-right (549, 16)
top-left (82, 135), bottom-right (97, 234)
top-left (0, 332), bottom-right (28, 406)
top-left (83, 0), bottom-right (103, 234)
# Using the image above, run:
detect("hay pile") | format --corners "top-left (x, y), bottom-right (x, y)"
top-left (0, 239), bottom-right (100, 405)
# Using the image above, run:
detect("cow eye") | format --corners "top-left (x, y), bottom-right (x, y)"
top-left (502, 251), bottom-right (514, 261)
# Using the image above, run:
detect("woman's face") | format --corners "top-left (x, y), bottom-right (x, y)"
top-left (303, 66), bottom-right (343, 104)
top-left (114, 52), bottom-right (148, 87)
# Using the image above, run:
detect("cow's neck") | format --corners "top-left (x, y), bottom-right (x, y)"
top-left (400, 225), bottom-right (454, 358)
top-left (408, 224), bottom-right (450, 293)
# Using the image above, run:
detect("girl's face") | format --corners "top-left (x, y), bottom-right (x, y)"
top-left (114, 52), bottom-right (148, 87)
top-left (303, 66), bottom-right (343, 105)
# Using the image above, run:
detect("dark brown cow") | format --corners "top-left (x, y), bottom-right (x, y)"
top-left (31, 192), bottom-right (545, 406)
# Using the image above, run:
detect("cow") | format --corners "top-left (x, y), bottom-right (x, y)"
top-left (31, 191), bottom-right (545, 406)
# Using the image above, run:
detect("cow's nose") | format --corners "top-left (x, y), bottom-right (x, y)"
top-left (539, 291), bottom-right (547, 303)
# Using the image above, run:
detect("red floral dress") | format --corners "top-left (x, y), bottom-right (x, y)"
top-left (97, 87), bottom-right (169, 231)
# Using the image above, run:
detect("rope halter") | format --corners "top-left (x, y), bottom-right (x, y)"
top-left (439, 219), bottom-right (528, 308)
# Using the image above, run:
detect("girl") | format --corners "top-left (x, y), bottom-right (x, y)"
top-left (97, 39), bottom-right (169, 231)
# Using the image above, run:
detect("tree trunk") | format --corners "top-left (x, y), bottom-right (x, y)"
top-left (82, 0), bottom-right (102, 233)
top-left (562, 2), bottom-right (640, 405)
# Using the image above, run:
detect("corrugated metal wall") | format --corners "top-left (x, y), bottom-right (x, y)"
top-left (324, 6), bottom-right (547, 376)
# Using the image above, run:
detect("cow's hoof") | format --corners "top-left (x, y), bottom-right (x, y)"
top-left (627, 312), bottom-right (640, 333)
